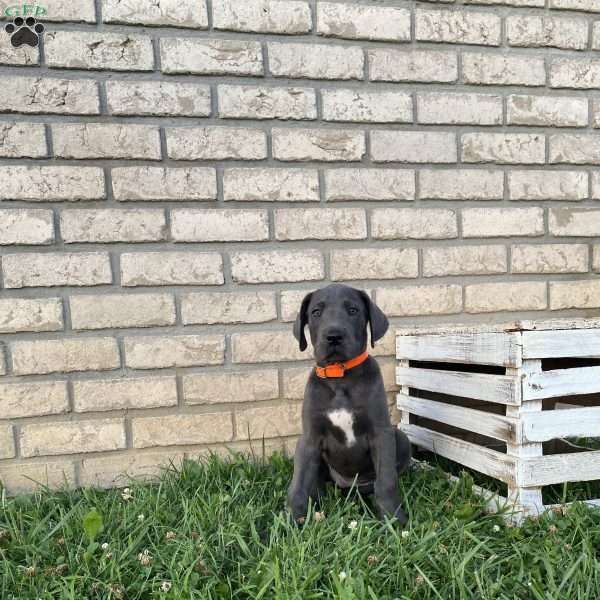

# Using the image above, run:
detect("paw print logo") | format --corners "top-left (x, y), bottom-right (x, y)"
top-left (5, 16), bottom-right (44, 48)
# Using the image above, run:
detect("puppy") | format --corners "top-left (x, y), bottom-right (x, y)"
top-left (287, 284), bottom-right (411, 525)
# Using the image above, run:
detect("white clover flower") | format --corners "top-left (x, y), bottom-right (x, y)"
top-left (339, 571), bottom-right (347, 581)
top-left (138, 549), bottom-right (153, 566)
top-left (401, 530), bottom-right (410, 539)
top-left (314, 511), bottom-right (325, 522)
top-left (101, 542), bottom-right (109, 551)
top-left (138, 514), bottom-right (145, 522)
top-left (161, 581), bottom-right (172, 592)
top-left (348, 520), bottom-right (358, 530)
top-left (121, 488), bottom-right (133, 501)
top-left (493, 524), bottom-right (501, 533)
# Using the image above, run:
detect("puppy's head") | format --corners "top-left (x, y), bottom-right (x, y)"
top-left (293, 284), bottom-right (389, 365)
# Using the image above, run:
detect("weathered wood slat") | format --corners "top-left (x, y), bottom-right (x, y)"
top-left (397, 393), bottom-right (517, 442)
top-left (522, 405), bottom-right (600, 442)
top-left (401, 424), bottom-right (517, 485)
top-left (396, 332), bottom-right (521, 367)
top-left (523, 329), bottom-right (600, 359)
top-left (523, 366), bottom-right (600, 400)
top-left (396, 366), bottom-right (521, 405)
top-left (520, 450), bottom-right (600, 487)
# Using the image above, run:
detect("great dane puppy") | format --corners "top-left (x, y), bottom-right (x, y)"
top-left (287, 284), bottom-right (411, 525)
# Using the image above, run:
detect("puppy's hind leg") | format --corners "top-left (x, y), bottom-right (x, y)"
top-left (395, 428), bottom-right (412, 476)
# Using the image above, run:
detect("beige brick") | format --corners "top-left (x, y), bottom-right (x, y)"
top-left (236, 404), bottom-right (302, 439)
top-left (317, 3), bottom-right (410, 41)
top-left (507, 15), bottom-right (588, 50)
top-left (593, 100), bottom-right (600, 128)
top-left (0, 122), bottom-right (46, 157)
top-left (550, 58), bottom-right (600, 89)
top-left (112, 166), bottom-right (216, 202)
top-left (0, 166), bottom-right (104, 201)
top-left (325, 169), bottom-right (415, 201)
top-left (224, 168), bottom-right (319, 202)
top-left (463, 53), bottom-right (545, 86)
top-left (512, 244), bottom-right (588, 274)
top-left (0, 348), bottom-right (6, 376)
top-left (0, 426), bottom-right (15, 459)
top-left (275, 208), bottom-right (366, 240)
top-left (466, 0), bottom-right (543, 5)
top-left (269, 42), bottom-right (363, 80)
top-left (121, 252), bottom-right (224, 286)
top-left (593, 172), bottom-right (600, 198)
top-left (423, 245), bottom-right (507, 277)
top-left (70, 293), bottom-right (175, 330)
top-left (594, 247), bottom-right (600, 271)
top-left (106, 81), bottom-right (211, 117)
top-left (183, 369), bottom-right (279, 404)
top-left (550, 134), bottom-right (600, 164)
top-left (133, 413), bottom-right (233, 448)
top-left (166, 126), bottom-right (267, 160)
top-left (371, 209), bottom-right (457, 240)
top-left (507, 95), bottom-right (588, 127)
top-left (45, 31), bottom-right (153, 71)
top-left (0, 461), bottom-right (75, 495)
top-left (322, 89), bottom-right (412, 123)
top-left (61, 209), bottom-right (166, 243)
top-left (0, 209), bottom-right (54, 245)
top-left (160, 38), bottom-right (263, 75)
top-left (11, 337), bottom-right (120, 376)
top-left (550, 281), bottom-right (600, 310)
top-left (508, 170), bottom-right (587, 201)
top-left (462, 207), bottom-right (544, 238)
top-left (369, 49), bottom-right (458, 83)
top-left (73, 376), bottom-right (178, 412)
top-left (331, 248), bottom-right (418, 281)
top-left (124, 335), bottom-right (225, 369)
top-left (376, 285), bottom-right (462, 317)
top-left (231, 250), bottom-right (324, 284)
top-left (0, 298), bottom-right (63, 333)
top-left (0, 382), bottom-right (68, 419)
top-left (549, 208), bottom-right (600, 237)
top-left (465, 282), bottom-right (547, 313)
top-left (0, 76), bottom-right (99, 114)
top-left (550, 0), bottom-right (600, 10)
top-left (280, 289), bottom-right (316, 322)
top-left (52, 123), bottom-right (160, 160)
top-left (182, 292), bottom-right (277, 325)
top-left (214, 0), bottom-right (310, 33)
top-left (0, 33), bottom-right (38, 66)
top-left (418, 93), bottom-right (502, 125)
top-left (80, 452), bottom-right (183, 488)
top-left (594, 23), bottom-right (600, 50)
top-left (219, 85), bottom-right (316, 120)
top-left (20, 419), bottom-right (126, 458)
top-left (171, 209), bottom-right (269, 242)
top-left (462, 133), bottom-right (545, 165)
top-left (371, 131), bottom-right (457, 163)
top-left (232, 331), bottom-right (306, 363)
top-left (380, 358), bottom-right (399, 394)
top-left (24, 0), bottom-right (96, 21)
top-left (416, 8), bottom-right (501, 45)
top-left (420, 169), bottom-right (503, 200)
top-left (272, 128), bottom-right (365, 162)
top-left (3, 252), bottom-right (111, 288)
top-left (282, 366), bottom-right (310, 399)
top-left (103, 0), bottom-right (208, 27)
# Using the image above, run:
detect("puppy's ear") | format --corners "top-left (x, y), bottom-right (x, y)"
top-left (359, 291), bottom-right (389, 348)
top-left (293, 292), bottom-right (313, 351)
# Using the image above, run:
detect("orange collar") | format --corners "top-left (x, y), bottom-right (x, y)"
top-left (314, 351), bottom-right (369, 379)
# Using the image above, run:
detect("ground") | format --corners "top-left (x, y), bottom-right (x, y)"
top-left (1, 452), bottom-right (600, 599)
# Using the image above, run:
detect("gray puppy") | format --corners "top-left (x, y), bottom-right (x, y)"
top-left (287, 283), bottom-right (411, 525)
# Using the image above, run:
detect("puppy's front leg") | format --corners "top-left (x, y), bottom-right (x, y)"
top-left (287, 435), bottom-right (322, 524)
top-left (371, 427), bottom-right (408, 525)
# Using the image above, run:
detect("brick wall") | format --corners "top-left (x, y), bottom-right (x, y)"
top-left (1, 0), bottom-right (600, 494)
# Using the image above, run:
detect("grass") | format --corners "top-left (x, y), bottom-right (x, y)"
top-left (2, 452), bottom-right (600, 599)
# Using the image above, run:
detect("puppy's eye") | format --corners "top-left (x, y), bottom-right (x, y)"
top-left (348, 307), bottom-right (358, 315)
top-left (311, 309), bottom-right (321, 317)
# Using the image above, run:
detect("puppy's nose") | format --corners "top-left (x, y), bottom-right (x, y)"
top-left (325, 328), bottom-right (344, 344)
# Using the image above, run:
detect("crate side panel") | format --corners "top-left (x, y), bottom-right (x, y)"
top-left (523, 329), bottom-right (600, 360)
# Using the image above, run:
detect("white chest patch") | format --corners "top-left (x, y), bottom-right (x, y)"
top-left (327, 408), bottom-right (356, 447)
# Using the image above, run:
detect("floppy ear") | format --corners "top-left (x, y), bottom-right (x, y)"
top-left (359, 291), bottom-right (389, 348)
top-left (293, 292), bottom-right (313, 352)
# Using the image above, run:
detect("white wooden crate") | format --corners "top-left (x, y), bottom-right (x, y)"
top-left (396, 318), bottom-right (600, 520)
